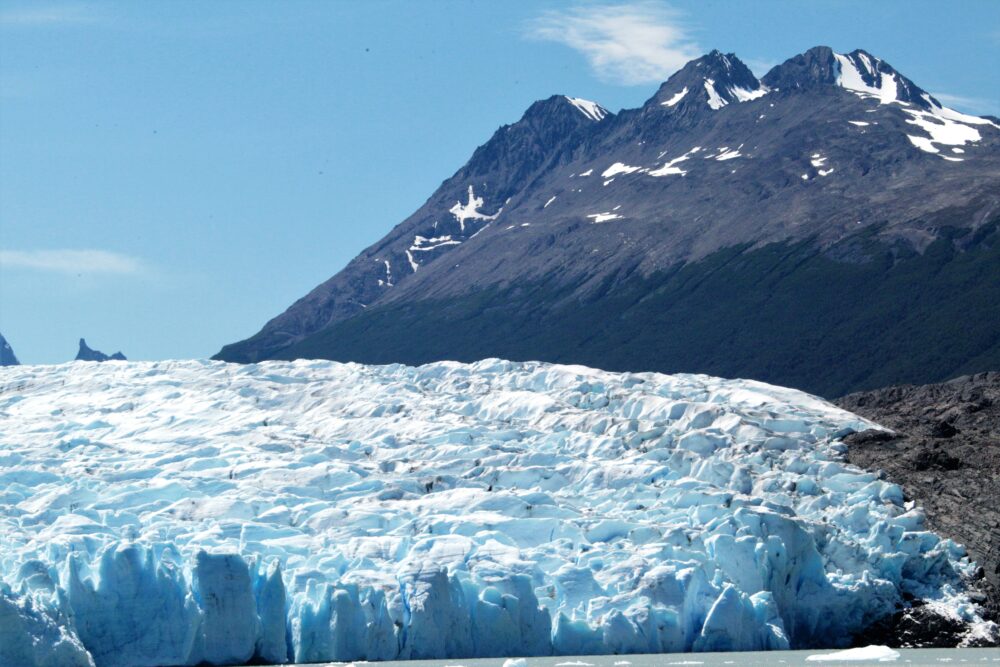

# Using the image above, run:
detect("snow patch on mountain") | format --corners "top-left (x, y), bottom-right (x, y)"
top-left (835, 53), bottom-right (899, 105)
top-left (649, 148), bottom-right (702, 177)
top-left (410, 235), bottom-right (461, 253)
top-left (662, 87), bottom-right (688, 107)
top-left (904, 108), bottom-right (988, 155)
top-left (704, 79), bottom-right (727, 110)
top-left (449, 185), bottom-right (501, 232)
top-left (378, 259), bottom-right (393, 287)
top-left (731, 86), bottom-right (769, 103)
top-left (601, 163), bottom-right (643, 179)
top-left (713, 146), bottom-right (743, 161)
top-left (702, 79), bottom-right (768, 110)
top-left (0, 359), bottom-right (995, 666)
top-left (565, 97), bottom-right (608, 122)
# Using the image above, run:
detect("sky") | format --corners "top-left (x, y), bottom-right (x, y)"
top-left (1, 0), bottom-right (998, 364)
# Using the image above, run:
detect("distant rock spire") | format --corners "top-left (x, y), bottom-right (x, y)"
top-left (76, 338), bottom-right (126, 362)
top-left (0, 332), bottom-right (19, 366)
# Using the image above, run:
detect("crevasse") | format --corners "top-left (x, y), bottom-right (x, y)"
top-left (0, 359), bottom-right (994, 666)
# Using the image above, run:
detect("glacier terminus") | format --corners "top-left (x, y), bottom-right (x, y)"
top-left (0, 359), bottom-right (996, 666)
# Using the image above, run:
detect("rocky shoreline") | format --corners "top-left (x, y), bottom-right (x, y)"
top-left (837, 372), bottom-right (1000, 646)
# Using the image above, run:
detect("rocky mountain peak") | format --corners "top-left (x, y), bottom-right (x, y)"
top-left (762, 46), bottom-right (936, 109)
top-left (0, 332), bottom-right (19, 366)
top-left (648, 50), bottom-right (765, 112)
top-left (76, 338), bottom-right (126, 362)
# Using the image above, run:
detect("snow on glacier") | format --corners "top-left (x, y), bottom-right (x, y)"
top-left (0, 359), bottom-right (995, 667)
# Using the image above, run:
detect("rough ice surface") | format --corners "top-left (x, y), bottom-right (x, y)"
top-left (0, 359), bottom-right (995, 667)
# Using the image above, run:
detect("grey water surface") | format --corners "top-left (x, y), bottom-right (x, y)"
top-left (292, 648), bottom-right (1000, 667)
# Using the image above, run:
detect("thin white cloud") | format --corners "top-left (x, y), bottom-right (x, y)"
top-left (525, 1), bottom-right (701, 85)
top-left (0, 249), bottom-right (144, 275)
top-left (931, 92), bottom-right (998, 116)
top-left (0, 5), bottom-right (98, 27)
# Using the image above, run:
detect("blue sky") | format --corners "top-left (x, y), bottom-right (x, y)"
top-left (1, 0), bottom-right (998, 364)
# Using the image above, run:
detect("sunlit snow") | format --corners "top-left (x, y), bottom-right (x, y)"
top-left (649, 148), bottom-right (701, 177)
top-left (565, 97), bottom-right (608, 122)
top-left (601, 163), bottom-right (643, 179)
top-left (449, 186), bottom-right (501, 233)
top-left (662, 87), bottom-right (688, 107)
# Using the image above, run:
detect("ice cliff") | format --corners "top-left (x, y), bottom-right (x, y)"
top-left (0, 359), bottom-right (994, 666)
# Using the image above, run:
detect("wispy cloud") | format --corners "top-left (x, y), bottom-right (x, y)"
top-left (0, 249), bottom-right (145, 275)
top-left (0, 4), bottom-right (98, 27)
top-left (931, 92), bottom-right (998, 116)
top-left (525, 1), bottom-right (701, 85)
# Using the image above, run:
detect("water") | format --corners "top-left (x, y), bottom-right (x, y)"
top-left (289, 648), bottom-right (1000, 667)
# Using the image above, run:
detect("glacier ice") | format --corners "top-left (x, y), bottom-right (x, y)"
top-left (0, 358), bottom-right (995, 666)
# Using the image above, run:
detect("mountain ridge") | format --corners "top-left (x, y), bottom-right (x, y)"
top-left (215, 46), bottom-right (1000, 396)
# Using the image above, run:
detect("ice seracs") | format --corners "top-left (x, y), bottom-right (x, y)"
top-left (0, 359), bottom-right (996, 666)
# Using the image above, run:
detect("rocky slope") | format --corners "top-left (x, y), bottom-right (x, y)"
top-left (215, 46), bottom-right (1000, 397)
top-left (837, 372), bottom-right (1000, 630)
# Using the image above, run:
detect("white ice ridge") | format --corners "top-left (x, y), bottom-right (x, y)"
top-left (449, 185), bottom-right (501, 233)
top-left (0, 359), bottom-right (996, 667)
top-left (565, 97), bottom-right (608, 122)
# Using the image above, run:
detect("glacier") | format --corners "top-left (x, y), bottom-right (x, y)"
top-left (0, 358), bottom-right (994, 666)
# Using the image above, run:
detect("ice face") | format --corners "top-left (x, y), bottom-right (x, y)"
top-left (0, 359), bottom-right (994, 666)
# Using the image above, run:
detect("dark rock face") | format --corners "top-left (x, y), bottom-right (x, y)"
top-left (270, 223), bottom-right (1000, 398)
top-left (0, 333), bottom-right (19, 367)
top-left (75, 339), bottom-right (126, 362)
top-left (837, 372), bottom-right (1000, 629)
top-left (853, 600), bottom-right (995, 649)
top-left (215, 46), bottom-right (1000, 397)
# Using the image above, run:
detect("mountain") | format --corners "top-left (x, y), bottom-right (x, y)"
top-left (215, 47), bottom-right (1000, 397)
top-left (0, 333), bottom-right (19, 366)
top-left (0, 359), bottom-right (995, 666)
top-left (75, 338), bottom-right (126, 362)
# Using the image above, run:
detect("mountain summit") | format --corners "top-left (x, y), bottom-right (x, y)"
top-left (649, 50), bottom-right (767, 113)
top-left (216, 47), bottom-right (1000, 397)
